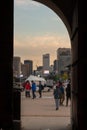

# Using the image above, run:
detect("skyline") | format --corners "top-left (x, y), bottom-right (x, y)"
top-left (14, 0), bottom-right (71, 69)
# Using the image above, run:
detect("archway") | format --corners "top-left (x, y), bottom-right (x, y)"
top-left (3, 0), bottom-right (87, 130)
top-left (13, 0), bottom-right (72, 129)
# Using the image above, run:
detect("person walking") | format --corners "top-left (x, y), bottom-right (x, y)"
top-left (59, 84), bottom-right (65, 105)
top-left (31, 80), bottom-right (36, 99)
top-left (38, 81), bottom-right (44, 98)
top-left (25, 80), bottom-right (31, 97)
top-left (56, 80), bottom-right (64, 105)
top-left (53, 85), bottom-right (60, 110)
top-left (65, 80), bottom-right (71, 106)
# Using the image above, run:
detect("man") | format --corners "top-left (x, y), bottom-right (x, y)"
top-left (38, 81), bottom-right (43, 98)
top-left (65, 80), bottom-right (71, 106)
top-left (31, 81), bottom-right (36, 99)
top-left (53, 86), bottom-right (60, 110)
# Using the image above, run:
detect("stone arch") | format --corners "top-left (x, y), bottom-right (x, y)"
top-left (1, 0), bottom-right (87, 130)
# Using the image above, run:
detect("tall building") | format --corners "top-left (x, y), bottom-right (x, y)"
top-left (53, 59), bottom-right (58, 74)
top-left (57, 48), bottom-right (71, 74)
top-left (35, 66), bottom-right (43, 77)
top-left (21, 63), bottom-right (28, 78)
top-left (13, 56), bottom-right (21, 77)
top-left (24, 60), bottom-right (33, 77)
top-left (43, 53), bottom-right (50, 75)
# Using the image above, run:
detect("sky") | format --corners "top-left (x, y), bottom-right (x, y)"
top-left (14, 0), bottom-right (71, 70)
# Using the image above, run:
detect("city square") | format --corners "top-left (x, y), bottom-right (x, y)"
top-left (21, 88), bottom-right (71, 130)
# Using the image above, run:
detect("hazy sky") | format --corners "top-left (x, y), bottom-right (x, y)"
top-left (14, 0), bottom-right (71, 69)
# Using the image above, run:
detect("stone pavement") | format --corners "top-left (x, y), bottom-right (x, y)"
top-left (21, 88), bottom-right (71, 130)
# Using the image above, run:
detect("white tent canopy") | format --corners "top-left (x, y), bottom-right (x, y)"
top-left (25, 75), bottom-right (46, 83)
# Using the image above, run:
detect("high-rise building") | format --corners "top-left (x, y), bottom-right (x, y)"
top-left (21, 63), bottom-right (28, 78)
top-left (43, 53), bottom-right (50, 75)
top-left (13, 56), bottom-right (21, 77)
top-left (53, 59), bottom-right (58, 74)
top-left (57, 48), bottom-right (71, 74)
top-left (24, 60), bottom-right (33, 77)
top-left (35, 66), bottom-right (43, 77)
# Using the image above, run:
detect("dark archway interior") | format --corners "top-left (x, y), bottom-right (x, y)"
top-left (0, 0), bottom-right (87, 130)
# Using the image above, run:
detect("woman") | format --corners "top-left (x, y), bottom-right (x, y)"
top-left (25, 80), bottom-right (31, 97)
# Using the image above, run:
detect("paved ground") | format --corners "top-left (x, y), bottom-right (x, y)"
top-left (21, 88), bottom-right (71, 130)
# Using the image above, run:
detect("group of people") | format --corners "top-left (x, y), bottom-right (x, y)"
top-left (53, 80), bottom-right (71, 110)
top-left (23, 79), bottom-right (71, 110)
top-left (24, 80), bottom-right (44, 99)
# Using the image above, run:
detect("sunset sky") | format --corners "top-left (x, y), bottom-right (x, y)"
top-left (14, 0), bottom-right (71, 69)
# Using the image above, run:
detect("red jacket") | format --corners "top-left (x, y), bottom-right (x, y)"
top-left (25, 82), bottom-right (31, 90)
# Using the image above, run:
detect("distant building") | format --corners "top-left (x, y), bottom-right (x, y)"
top-left (42, 53), bottom-right (50, 76)
top-left (13, 56), bottom-right (21, 77)
top-left (37, 66), bottom-right (43, 71)
top-left (21, 63), bottom-right (29, 78)
top-left (35, 66), bottom-right (43, 77)
top-left (24, 60), bottom-right (33, 77)
top-left (53, 59), bottom-right (58, 74)
top-left (57, 48), bottom-right (72, 74)
top-left (49, 65), bottom-right (54, 73)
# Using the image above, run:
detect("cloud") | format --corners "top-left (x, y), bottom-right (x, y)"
top-left (14, 34), bottom-right (70, 69)
top-left (14, 34), bottom-right (70, 49)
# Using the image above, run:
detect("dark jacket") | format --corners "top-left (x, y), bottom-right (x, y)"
top-left (66, 83), bottom-right (71, 97)
top-left (53, 87), bottom-right (59, 99)
top-left (38, 83), bottom-right (43, 91)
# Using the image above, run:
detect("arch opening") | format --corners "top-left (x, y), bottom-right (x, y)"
top-left (14, 0), bottom-right (72, 130)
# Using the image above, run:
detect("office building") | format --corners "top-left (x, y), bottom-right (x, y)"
top-left (57, 48), bottom-right (71, 74)
top-left (13, 56), bottom-right (21, 77)
top-left (24, 60), bottom-right (33, 77)
top-left (43, 53), bottom-right (50, 75)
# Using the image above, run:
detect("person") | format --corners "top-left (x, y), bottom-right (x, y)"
top-left (38, 81), bottom-right (44, 98)
top-left (31, 80), bottom-right (36, 99)
top-left (59, 84), bottom-right (65, 105)
top-left (53, 85), bottom-right (60, 110)
top-left (56, 80), bottom-right (63, 105)
top-left (25, 80), bottom-right (31, 97)
top-left (65, 80), bottom-right (71, 106)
